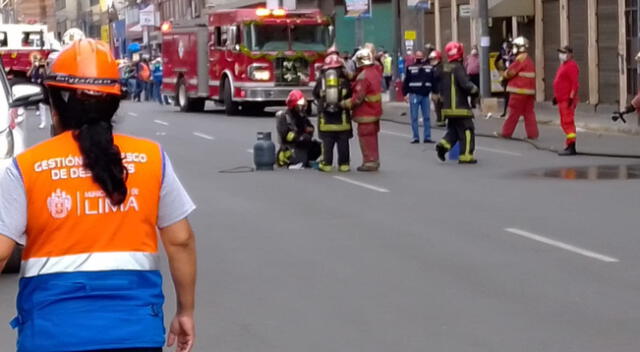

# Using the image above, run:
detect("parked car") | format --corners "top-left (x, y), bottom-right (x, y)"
top-left (0, 61), bottom-right (44, 274)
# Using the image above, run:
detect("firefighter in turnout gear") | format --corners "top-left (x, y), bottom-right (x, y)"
top-left (429, 50), bottom-right (446, 127)
top-left (276, 90), bottom-right (322, 168)
top-left (498, 36), bottom-right (539, 139)
top-left (341, 48), bottom-right (383, 172)
top-left (313, 53), bottom-right (353, 172)
top-left (435, 42), bottom-right (479, 164)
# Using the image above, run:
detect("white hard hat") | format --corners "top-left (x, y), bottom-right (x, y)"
top-left (354, 48), bottom-right (374, 68)
top-left (62, 28), bottom-right (86, 47)
top-left (512, 36), bottom-right (529, 53)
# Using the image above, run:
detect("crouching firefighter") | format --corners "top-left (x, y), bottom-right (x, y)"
top-left (341, 48), bottom-right (383, 172)
top-left (313, 53), bottom-right (353, 172)
top-left (276, 90), bottom-right (322, 168)
top-left (435, 42), bottom-right (479, 164)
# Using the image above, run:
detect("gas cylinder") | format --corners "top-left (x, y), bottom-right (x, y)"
top-left (253, 131), bottom-right (276, 171)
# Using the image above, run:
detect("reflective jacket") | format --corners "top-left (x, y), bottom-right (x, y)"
top-left (505, 53), bottom-right (536, 95)
top-left (13, 132), bottom-right (165, 352)
top-left (403, 61), bottom-right (435, 97)
top-left (276, 109), bottom-right (315, 147)
top-left (440, 61), bottom-right (478, 119)
top-left (313, 69), bottom-right (353, 133)
top-left (343, 65), bottom-right (383, 124)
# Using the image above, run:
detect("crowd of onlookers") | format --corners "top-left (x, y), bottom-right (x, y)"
top-left (118, 55), bottom-right (169, 105)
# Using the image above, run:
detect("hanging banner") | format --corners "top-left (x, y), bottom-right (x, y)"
top-left (345, 0), bottom-right (372, 18)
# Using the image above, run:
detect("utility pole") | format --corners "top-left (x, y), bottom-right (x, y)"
top-left (478, 0), bottom-right (490, 98)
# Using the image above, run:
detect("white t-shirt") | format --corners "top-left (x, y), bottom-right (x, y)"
top-left (0, 152), bottom-right (195, 245)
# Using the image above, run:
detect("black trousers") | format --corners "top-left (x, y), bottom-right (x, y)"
top-left (292, 140), bottom-right (322, 166)
top-left (434, 100), bottom-right (444, 125)
top-left (320, 131), bottom-right (351, 166)
top-left (442, 118), bottom-right (475, 157)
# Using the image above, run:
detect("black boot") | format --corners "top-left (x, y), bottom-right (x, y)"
top-left (558, 143), bottom-right (577, 156)
top-left (436, 143), bottom-right (448, 162)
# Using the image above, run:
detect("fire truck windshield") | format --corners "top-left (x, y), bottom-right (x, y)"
top-left (247, 23), bottom-right (330, 52)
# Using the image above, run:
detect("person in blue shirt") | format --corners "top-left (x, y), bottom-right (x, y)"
top-left (151, 58), bottom-right (165, 105)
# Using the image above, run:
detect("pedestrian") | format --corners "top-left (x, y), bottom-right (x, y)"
top-left (383, 51), bottom-right (393, 92)
top-left (139, 58), bottom-right (152, 101)
top-left (0, 39), bottom-right (197, 352)
top-left (403, 50), bottom-right (435, 143)
top-left (152, 57), bottom-right (165, 105)
top-left (496, 36), bottom-right (539, 140)
top-left (314, 53), bottom-right (353, 172)
top-left (276, 90), bottom-right (322, 168)
top-left (498, 39), bottom-right (515, 117)
top-left (405, 49), bottom-right (416, 67)
top-left (435, 41), bottom-right (479, 164)
top-left (429, 50), bottom-right (446, 127)
top-left (552, 45), bottom-right (580, 156)
top-left (612, 52), bottom-right (640, 123)
top-left (341, 48), bottom-right (383, 172)
top-left (27, 52), bottom-right (47, 129)
top-left (397, 52), bottom-right (406, 81)
top-left (464, 45), bottom-right (480, 108)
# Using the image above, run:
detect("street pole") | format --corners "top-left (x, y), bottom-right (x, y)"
top-left (355, 16), bottom-right (364, 47)
top-left (478, 0), bottom-right (490, 98)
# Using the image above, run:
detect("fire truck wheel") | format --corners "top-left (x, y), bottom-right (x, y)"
top-left (1, 246), bottom-right (22, 274)
top-left (177, 79), bottom-right (205, 112)
top-left (223, 78), bottom-right (239, 115)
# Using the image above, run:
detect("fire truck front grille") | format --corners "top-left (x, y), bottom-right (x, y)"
top-left (274, 57), bottom-right (310, 86)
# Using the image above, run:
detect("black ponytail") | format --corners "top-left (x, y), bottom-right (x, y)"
top-left (49, 87), bottom-right (128, 205)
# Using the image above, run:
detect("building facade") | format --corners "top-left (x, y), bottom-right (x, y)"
top-left (401, 0), bottom-right (640, 108)
top-left (14, 0), bottom-right (56, 29)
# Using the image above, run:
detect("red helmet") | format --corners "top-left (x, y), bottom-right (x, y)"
top-left (286, 90), bottom-right (306, 110)
top-left (428, 50), bottom-right (442, 62)
top-left (444, 41), bottom-right (464, 62)
top-left (323, 54), bottom-right (344, 70)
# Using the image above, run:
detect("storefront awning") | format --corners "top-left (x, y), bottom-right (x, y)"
top-left (489, 0), bottom-right (534, 17)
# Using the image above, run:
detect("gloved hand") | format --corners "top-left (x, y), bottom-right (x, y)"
top-left (299, 134), bottom-right (312, 143)
top-left (431, 94), bottom-right (441, 103)
top-left (552, 97), bottom-right (557, 106)
top-left (340, 100), bottom-right (350, 109)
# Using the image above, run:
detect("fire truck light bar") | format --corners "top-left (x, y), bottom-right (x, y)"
top-left (256, 8), bottom-right (287, 17)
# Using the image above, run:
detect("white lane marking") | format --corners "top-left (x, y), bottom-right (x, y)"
top-left (246, 149), bottom-right (254, 153)
top-left (333, 176), bottom-right (390, 193)
top-left (153, 119), bottom-right (169, 126)
top-left (193, 132), bottom-right (215, 140)
top-left (156, 132), bottom-right (166, 136)
top-left (128, 112), bottom-right (139, 117)
top-left (477, 146), bottom-right (522, 156)
top-left (381, 130), bottom-right (412, 138)
top-left (504, 228), bottom-right (619, 263)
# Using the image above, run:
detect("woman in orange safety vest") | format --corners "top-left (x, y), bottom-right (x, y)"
top-left (0, 39), bottom-right (197, 352)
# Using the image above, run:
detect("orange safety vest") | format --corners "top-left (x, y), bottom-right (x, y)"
top-left (13, 131), bottom-right (165, 352)
top-left (506, 53), bottom-right (536, 96)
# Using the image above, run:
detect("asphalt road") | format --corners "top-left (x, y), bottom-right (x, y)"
top-left (1, 101), bottom-right (639, 352)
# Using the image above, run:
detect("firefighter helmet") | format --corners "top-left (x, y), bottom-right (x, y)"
top-left (512, 36), bottom-right (529, 54)
top-left (428, 50), bottom-right (442, 63)
top-left (46, 38), bottom-right (121, 96)
top-left (61, 28), bottom-right (86, 47)
top-left (354, 48), bottom-right (374, 68)
top-left (444, 42), bottom-right (464, 62)
top-left (323, 54), bottom-right (344, 70)
top-left (286, 90), bottom-right (307, 110)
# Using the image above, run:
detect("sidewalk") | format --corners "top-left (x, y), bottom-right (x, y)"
top-left (382, 99), bottom-right (640, 158)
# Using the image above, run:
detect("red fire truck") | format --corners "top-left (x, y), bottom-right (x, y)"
top-left (0, 24), bottom-right (59, 81)
top-left (161, 8), bottom-right (332, 114)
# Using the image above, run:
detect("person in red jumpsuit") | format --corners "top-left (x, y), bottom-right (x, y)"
top-left (497, 36), bottom-right (539, 140)
top-left (341, 48), bottom-right (383, 172)
top-left (552, 45), bottom-right (580, 156)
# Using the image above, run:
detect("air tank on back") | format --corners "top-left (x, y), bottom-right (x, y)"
top-left (253, 131), bottom-right (275, 171)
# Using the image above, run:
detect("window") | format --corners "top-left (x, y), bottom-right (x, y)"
top-left (0, 32), bottom-right (7, 47)
top-left (21, 32), bottom-right (43, 48)
top-left (215, 26), bottom-right (228, 47)
top-left (248, 24), bottom-right (289, 51)
top-left (290, 25), bottom-right (331, 51)
top-left (57, 21), bottom-right (67, 37)
top-left (55, 0), bottom-right (65, 11)
top-left (90, 0), bottom-right (99, 6)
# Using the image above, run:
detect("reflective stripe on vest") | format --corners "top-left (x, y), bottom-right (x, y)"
top-left (506, 86), bottom-right (536, 95)
top-left (319, 111), bottom-right (351, 132)
top-left (353, 115), bottom-right (380, 123)
top-left (364, 94), bottom-right (382, 103)
top-left (518, 71), bottom-right (536, 78)
top-left (442, 73), bottom-right (473, 118)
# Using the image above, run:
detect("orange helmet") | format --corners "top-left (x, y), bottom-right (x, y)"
top-left (46, 38), bottom-right (121, 96)
top-left (444, 41), bottom-right (464, 62)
